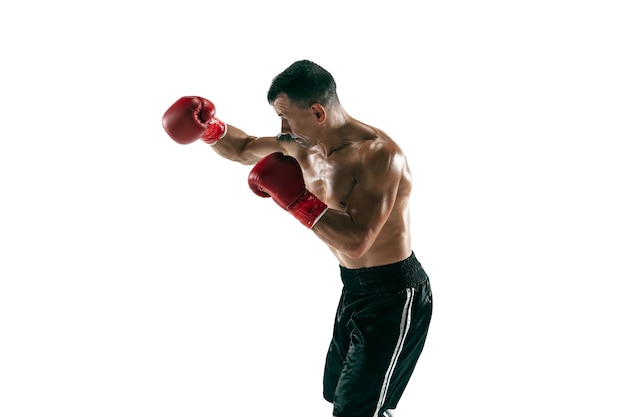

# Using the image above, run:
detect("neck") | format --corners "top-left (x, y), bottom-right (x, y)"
top-left (317, 120), bottom-right (371, 157)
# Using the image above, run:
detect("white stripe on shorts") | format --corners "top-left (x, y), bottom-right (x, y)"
top-left (373, 287), bottom-right (415, 417)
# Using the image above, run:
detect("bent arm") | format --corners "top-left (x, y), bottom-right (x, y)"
top-left (312, 148), bottom-right (406, 259)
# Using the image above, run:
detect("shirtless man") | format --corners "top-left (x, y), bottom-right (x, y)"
top-left (162, 60), bottom-right (433, 417)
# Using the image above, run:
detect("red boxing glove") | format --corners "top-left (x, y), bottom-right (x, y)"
top-left (248, 152), bottom-right (328, 229)
top-left (162, 96), bottom-right (227, 145)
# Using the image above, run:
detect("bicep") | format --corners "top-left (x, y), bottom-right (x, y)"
top-left (347, 157), bottom-right (403, 231)
top-left (313, 153), bottom-right (403, 258)
top-left (239, 136), bottom-right (288, 165)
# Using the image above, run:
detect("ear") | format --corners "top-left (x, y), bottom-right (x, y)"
top-left (311, 103), bottom-right (326, 123)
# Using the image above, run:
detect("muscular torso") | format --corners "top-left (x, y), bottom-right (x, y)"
top-left (289, 129), bottom-right (413, 269)
top-left (215, 123), bottom-right (413, 269)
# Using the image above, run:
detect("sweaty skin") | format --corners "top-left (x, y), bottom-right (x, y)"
top-left (211, 93), bottom-right (412, 269)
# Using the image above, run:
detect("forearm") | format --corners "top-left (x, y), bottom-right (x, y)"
top-left (210, 125), bottom-right (259, 165)
top-left (312, 209), bottom-right (373, 259)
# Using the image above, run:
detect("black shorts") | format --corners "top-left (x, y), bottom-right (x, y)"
top-left (323, 252), bottom-right (433, 417)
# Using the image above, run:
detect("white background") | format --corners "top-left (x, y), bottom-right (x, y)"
top-left (1, 1), bottom-right (625, 416)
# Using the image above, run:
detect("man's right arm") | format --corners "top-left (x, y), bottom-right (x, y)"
top-left (212, 125), bottom-right (287, 166)
top-left (162, 96), bottom-right (286, 165)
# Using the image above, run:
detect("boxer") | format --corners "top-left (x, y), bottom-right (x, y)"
top-left (162, 60), bottom-right (433, 417)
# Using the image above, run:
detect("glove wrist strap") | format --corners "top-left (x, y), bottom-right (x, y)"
top-left (201, 119), bottom-right (227, 144)
top-left (287, 190), bottom-right (328, 229)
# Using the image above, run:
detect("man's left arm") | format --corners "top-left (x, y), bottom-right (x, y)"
top-left (312, 146), bottom-right (404, 259)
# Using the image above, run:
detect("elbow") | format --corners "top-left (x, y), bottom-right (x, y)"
top-left (343, 248), bottom-right (368, 260)
top-left (319, 214), bottom-right (379, 260)
top-left (340, 235), bottom-right (374, 260)
top-left (214, 147), bottom-right (257, 165)
top-left (240, 154), bottom-right (261, 165)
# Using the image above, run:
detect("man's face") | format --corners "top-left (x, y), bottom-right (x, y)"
top-left (272, 94), bottom-right (317, 147)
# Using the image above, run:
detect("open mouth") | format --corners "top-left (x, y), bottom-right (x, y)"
top-left (277, 133), bottom-right (295, 142)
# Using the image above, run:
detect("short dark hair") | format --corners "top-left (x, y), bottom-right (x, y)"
top-left (267, 60), bottom-right (339, 108)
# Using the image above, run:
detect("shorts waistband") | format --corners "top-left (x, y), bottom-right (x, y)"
top-left (339, 252), bottom-right (426, 294)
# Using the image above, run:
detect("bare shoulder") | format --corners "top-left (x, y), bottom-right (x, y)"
top-left (358, 128), bottom-right (407, 173)
top-left (356, 129), bottom-right (412, 201)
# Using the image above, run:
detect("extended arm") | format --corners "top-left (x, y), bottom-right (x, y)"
top-left (162, 96), bottom-right (287, 165)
